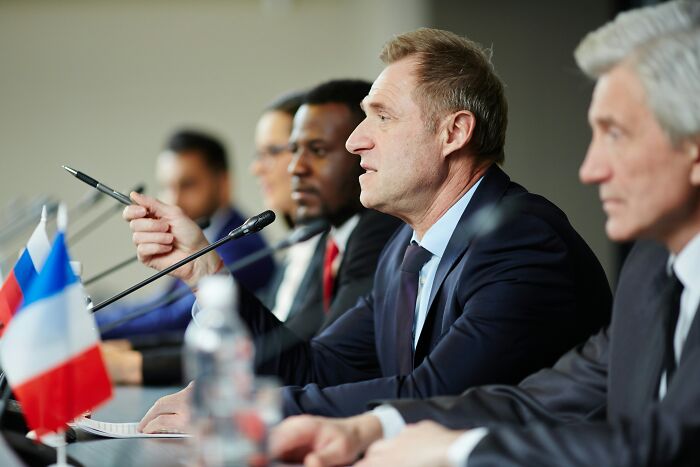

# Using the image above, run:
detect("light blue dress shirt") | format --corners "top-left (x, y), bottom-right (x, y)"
top-left (409, 177), bottom-right (483, 349)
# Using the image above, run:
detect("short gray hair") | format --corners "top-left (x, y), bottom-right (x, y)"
top-left (630, 28), bottom-right (700, 144)
top-left (575, 0), bottom-right (700, 77)
top-left (575, 1), bottom-right (700, 144)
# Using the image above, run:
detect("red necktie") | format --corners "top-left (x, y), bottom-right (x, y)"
top-left (322, 237), bottom-right (339, 312)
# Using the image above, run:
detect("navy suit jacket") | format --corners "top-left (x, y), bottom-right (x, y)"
top-left (97, 206), bottom-right (274, 339)
top-left (390, 241), bottom-right (700, 466)
top-left (239, 165), bottom-right (612, 417)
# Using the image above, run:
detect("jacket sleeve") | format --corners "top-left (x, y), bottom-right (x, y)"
top-left (390, 327), bottom-right (610, 429)
top-left (238, 284), bottom-right (383, 388)
top-left (467, 399), bottom-right (700, 467)
top-left (97, 282), bottom-right (195, 339)
top-left (281, 213), bottom-right (610, 417)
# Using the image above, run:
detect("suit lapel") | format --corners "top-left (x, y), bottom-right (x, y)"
top-left (287, 232), bottom-right (326, 320)
top-left (626, 265), bottom-right (671, 407)
top-left (679, 301), bottom-right (700, 366)
top-left (424, 164), bottom-right (512, 313)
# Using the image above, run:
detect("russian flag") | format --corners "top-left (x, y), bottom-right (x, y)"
top-left (0, 207), bottom-right (50, 336)
top-left (0, 206), bottom-right (112, 437)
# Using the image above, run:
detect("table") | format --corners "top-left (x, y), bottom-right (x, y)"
top-left (67, 386), bottom-right (191, 466)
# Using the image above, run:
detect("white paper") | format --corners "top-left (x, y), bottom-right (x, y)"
top-left (74, 416), bottom-right (191, 438)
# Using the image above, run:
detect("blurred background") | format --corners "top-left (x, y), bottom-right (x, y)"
top-left (0, 0), bottom-right (623, 301)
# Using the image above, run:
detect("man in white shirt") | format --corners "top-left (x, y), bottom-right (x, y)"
top-left (268, 1), bottom-right (700, 466)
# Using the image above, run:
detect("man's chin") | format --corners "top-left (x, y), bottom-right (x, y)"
top-left (605, 220), bottom-right (637, 244)
top-left (295, 207), bottom-right (323, 225)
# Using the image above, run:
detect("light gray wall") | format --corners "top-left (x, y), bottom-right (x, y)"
top-left (0, 0), bottom-right (428, 299)
top-left (0, 0), bottom-right (615, 302)
top-left (430, 0), bottom-right (615, 282)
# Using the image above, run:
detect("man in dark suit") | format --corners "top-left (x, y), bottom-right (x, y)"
top-left (279, 80), bottom-right (402, 340)
top-left (127, 28), bottom-right (611, 433)
top-left (268, 2), bottom-right (700, 466)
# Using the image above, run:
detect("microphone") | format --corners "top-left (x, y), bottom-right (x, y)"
top-left (96, 218), bottom-right (328, 334)
top-left (0, 200), bottom-right (58, 246)
top-left (68, 184), bottom-right (145, 246)
top-left (67, 188), bottom-right (106, 219)
top-left (82, 216), bottom-right (212, 287)
top-left (91, 210), bottom-right (275, 313)
top-left (225, 218), bottom-right (329, 273)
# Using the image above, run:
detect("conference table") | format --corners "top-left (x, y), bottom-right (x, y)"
top-left (67, 385), bottom-right (191, 466)
top-left (66, 385), bottom-right (299, 466)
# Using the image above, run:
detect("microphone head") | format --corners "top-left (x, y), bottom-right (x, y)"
top-left (228, 210), bottom-right (276, 238)
top-left (246, 210), bottom-right (276, 232)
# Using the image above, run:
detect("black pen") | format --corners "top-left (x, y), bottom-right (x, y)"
top-left (62, 166), bottom-right (133, 206)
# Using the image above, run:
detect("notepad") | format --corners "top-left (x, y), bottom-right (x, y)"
top-left (74, 416), bottom-right (191, 438)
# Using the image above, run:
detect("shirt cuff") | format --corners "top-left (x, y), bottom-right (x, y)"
top-left (447, 428), bottom-right (489, 467)
top-left (371, 405), bottom-right (407, 439)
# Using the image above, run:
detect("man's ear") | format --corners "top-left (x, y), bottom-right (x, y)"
top-left (440, 110), bottom-right (476, 158)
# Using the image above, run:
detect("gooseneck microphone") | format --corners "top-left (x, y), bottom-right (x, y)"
top-left (82, 217), bottom-right (211, 287)
top-left (224, 218), bottom-right (329, 274)
top-left (68, 184), bottom-right (146, 246)
top-left (96, 218), bottom-right (329, 334)
top-left (91, 210), bottom-right (275, 313)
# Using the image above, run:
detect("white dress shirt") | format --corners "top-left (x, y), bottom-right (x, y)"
top-left (270, 234), bottom-right (322, 322)
top-left (273, 214), bottom-right (359, 321)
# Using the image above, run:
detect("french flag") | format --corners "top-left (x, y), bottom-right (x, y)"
top-left (0, 207), bottom-right (51, 336)
top-left (0, 206), bottom-right (112, 437)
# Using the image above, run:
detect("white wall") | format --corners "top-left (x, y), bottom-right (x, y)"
top-left (0, 0), bottom-right (428, 299)
top-left (0, 0), bottom-right (615, 303)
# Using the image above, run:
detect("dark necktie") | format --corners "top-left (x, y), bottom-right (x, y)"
top-left (661, 271), bottom-right (684, 387)
top-left (396, 241), bottom-right (433, 375)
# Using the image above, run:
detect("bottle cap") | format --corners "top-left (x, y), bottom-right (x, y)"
top-left (197, 275), bottom-right (236, 312)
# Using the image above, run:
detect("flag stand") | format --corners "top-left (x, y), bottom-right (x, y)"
top-left (45, 431), bottom-right (68, 467)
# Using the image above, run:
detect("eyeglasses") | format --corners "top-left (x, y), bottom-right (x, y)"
top-left (255, 144), bottom-right (290, 161)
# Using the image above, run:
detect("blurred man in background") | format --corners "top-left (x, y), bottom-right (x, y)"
top-left (98, 129), bottom-right (274, 385)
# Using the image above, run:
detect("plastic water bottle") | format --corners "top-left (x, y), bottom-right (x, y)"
top-left (184, 275), bottom-right (256, 466)
top-left (70, 261), bottom-right (93, 310)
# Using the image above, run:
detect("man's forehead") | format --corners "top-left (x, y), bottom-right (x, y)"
top-left (363, 57), bottom-right (420, 109)
top-left (291, 103), bottom-right (352, 138)
top-left (589, 65), bottom-right (647, 124)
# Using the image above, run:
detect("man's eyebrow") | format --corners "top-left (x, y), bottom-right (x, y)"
top-left (360, 97), bottom-right (390, 114)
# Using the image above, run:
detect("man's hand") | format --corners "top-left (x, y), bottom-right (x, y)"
top-left (269, 413), bottom-right (383, 467)
top-left (137, 382), bottom-right (193, 434)
top-left (123, 192), bottom-right (221, 287)
top-left (355, 421), bottom-right (462, 467)
top-left (100, 343), bottom-right (143, 385)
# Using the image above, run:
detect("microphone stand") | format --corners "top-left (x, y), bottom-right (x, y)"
top-left (91, 211), bottom-right (275, 313)
top-left (67, 184), bottom-right (145, 246)
top-left (96, 219), bottom-right (329, 334)
top-left (82, 217), bottom-right (211, 287)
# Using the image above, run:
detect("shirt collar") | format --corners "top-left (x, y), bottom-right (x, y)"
top-left (410, 177), bottom-right (483, 259)
top-left (330, 213), bottom-right (361, 254)
top-left (671, 232), bottom-right (700, 293)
